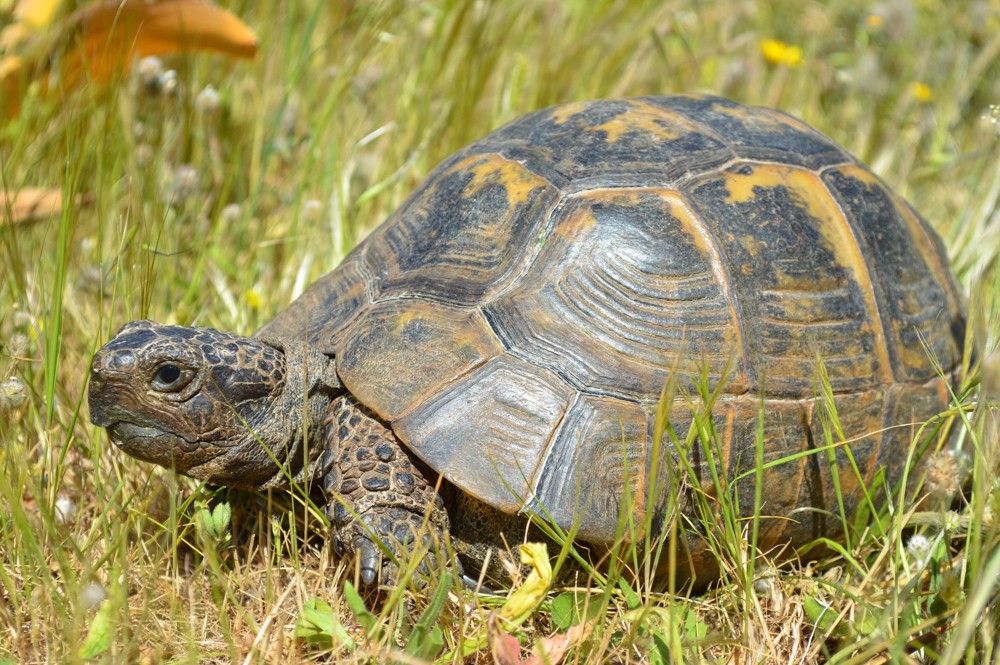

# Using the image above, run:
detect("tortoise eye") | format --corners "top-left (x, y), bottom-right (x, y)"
top-left (151, 363), bottom-right (191, 392)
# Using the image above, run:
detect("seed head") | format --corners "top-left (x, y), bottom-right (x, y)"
top-left (1, 376), bottom-right (27, 410)
top-left (159, 70), bottom-right (178, 96)
top-left (54, 495), bottom-right (77, 527)
top-left (221, 203), bottom-right (242, 223)
top-left (906, 533), bottom-right (932, 564)
top-left (924, 449), bottom-right (964, 501)
top-left (6, 332), bottom-right (29, 358)
top-left (135, 56), bottom-right (163, 86)
top-left (195, 85), bottom-right (221, 113)
top-left (165, 164), bottom-right (200, 205)
top-left (81, 582), bottom-right (107, 610)
top-left (302, 199), bottom-right (324, 222)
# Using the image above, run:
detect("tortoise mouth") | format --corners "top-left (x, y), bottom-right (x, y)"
top-left (106, 421), bottom-right (202, 465)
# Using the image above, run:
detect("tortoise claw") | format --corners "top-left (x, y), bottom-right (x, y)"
top-left (460, 572), bottom-right (499, 595)
top-left (357, 537), bottom-right (381, 586)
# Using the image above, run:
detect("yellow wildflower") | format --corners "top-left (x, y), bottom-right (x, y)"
top-left (244, 288), bottom-right (263, 310)
top-left (908, 81), bottom-right (933, 103)
top-left (760, 39), bottom-right (803, 68)
top-left (865, 14), bottom-right (884, 28)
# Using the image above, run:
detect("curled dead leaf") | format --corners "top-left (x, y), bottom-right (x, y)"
top-left (1, 187), bottom-right (63, 224)
top-left (64, 0), bottom-right (258, 86)
top-left (2, 0), bottom-right (257, 117)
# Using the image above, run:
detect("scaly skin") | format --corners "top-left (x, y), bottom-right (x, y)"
top-left (321, 394), bottom-right (450, 584)
top-left (88, 321), bottom-right (518, 586)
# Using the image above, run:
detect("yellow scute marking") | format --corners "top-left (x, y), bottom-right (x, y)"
top-left (724, 163), bottom-right (893, 382)
top-left (711, 101), bottom-right (807, 132)
top-left (551, 100), bottom-right (592, 124)
top-left (723, 164), bottom-right (830, 225)
top-left (552, 203), bottom-right (598, 237)
top-left (455, 154), bottom-right (548, 207)
top-left (833, 163), bottom-right (882, 188)
top-left (588, 100), bottom-right (686, 142)
top-left (393, 309), bottom-right (421, 333)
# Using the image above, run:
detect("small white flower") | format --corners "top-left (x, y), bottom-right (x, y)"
top-left (54, 495), bottom-right (77, 527)
top-left (195, 85), bottom-right (221, 113)
top-left (906, 534), bottom-right (932, 563)
top-left (221, 203), bottom-right (242, 223)
top-left (134, 143), bottom-right (153, 166)
top-left (0, 376), bottom-right (27, 410)
top-left (6, 332), bottom-right (28, 358)
top-left (81, 582), bottom-right (107, 610)
top-left (136, 56), bottom-right (163, 86)
top-left (159, 69), bottom-right (178, 96)
top-left (302, 199), bottom-right (324, 222)
top-left (166, 164), bottom-right (200, 205)
top-left (80, 235), bottom-right (97, 255)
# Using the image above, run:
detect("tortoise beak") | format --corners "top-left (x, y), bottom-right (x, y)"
top-left (88, 345), bottom-right (135, 427)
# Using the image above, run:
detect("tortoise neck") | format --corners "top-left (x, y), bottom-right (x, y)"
top-left (259, 342), bottom-right (342, 489)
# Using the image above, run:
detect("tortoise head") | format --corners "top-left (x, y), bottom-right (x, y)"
top-left (88, 321), bottom-right (339, 488)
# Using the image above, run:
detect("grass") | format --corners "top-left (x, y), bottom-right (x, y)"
top-left (2, 0), bottom-right (999, 662)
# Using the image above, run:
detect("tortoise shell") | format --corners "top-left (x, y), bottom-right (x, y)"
top-left (260, 95), bottom-right (964, 551)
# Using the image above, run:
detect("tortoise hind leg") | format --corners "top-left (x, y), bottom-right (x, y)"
top-left (322, 395), bottom-right (449, 585)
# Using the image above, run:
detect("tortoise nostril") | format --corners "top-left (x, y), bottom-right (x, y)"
top-left (92, 349), bottom-right (135, 375)
top-left (89, 369), bottom-right (106, 391)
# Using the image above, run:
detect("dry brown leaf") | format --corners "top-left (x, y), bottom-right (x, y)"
top-left (1, 187), bottom-right (63, 224)
top-left (2, 0), bottom-right (257, 117)
top-left (488, 613), bottom-right (525, 665)
top-left (65, 0), bottom-right (258, 86)
top-left (488, 613), bottom-right (594, 665)
top-left (531, 622), bottom-right (595, 665)
top-left (1, 55), bottom-right (25, 117)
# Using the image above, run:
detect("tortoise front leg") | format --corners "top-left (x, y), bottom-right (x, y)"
top-left (321, 394), bottom-right (450, 585)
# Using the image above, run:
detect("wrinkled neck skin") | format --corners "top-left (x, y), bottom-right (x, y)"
top-left (197, 339), bottom-right (342, 490)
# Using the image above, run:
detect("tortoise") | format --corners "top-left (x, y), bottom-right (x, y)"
top-left (88, 95), bottom-right (965, 586)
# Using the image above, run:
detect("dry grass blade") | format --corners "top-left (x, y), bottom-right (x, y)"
top-left (1, 187), bottom-right (63, 224)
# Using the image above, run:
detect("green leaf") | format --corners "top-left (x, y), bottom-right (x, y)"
top-left (803, 596), bottom-right (847, 637)
top-left (343, 581), bottom-right (378, 636)
top-left (617, 577), bottom-right (642, 610)
top-left (195, 501), bottom-right (231, 542)
top-left (550, 591), bottom-right (605, 630)
top-left (853, 605), bottom-right (878, 637)
top-left (683, 609), bottom-right (708, 641)
top-left (78, 600), bottom-right (114, 660)
top-left (211, 502), bottom-right (231, 535)
top-left (294, 597), bottom-right (354, 651)
top-left (404, 571), bottom-right (451, 659)
top-left (649, 633), bottom-right (672, 665)
top-left (550, 592), bottom-right (577, 631)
